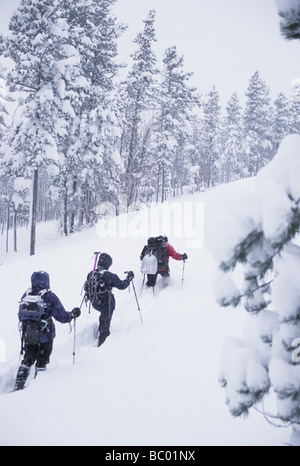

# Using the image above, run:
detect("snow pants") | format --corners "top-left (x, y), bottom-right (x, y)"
top-left (98, 309), bottom-right (115, 347)
top-left (146, 267), bottom-right (170, 288)
top-left (14, 340), bottom-right (53, 390)
top-left (95, 293), bottom-right (115, 347)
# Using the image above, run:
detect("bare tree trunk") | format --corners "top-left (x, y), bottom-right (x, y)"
top-left (63, 179), bottom-right (68, 236)
top-left (6, 204), bottom-right (9, 253)
top-left (156, 171), bottom-right (160, 204)
top-left (161, 168), bottom-right (165, 204)
top-left (30, 168), bottom-right (39, 256)
top-left (14, 208), bottom-right (17, 253)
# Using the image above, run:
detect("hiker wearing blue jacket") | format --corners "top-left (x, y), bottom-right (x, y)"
top-left (84, 253), bottom-right (134, 347)
top-left (14, 271), bottom-right (81, 391)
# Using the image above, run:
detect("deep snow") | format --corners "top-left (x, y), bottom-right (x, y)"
top-left (0, 180), bottom-right (289, 446)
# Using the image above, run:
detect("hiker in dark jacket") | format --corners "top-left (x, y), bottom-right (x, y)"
top-left (15, 271), bottom-right (81, 391)
top-left (140, 236), bottom-right (188, 288)
top-left (84, 253), bottom-right (134, 347)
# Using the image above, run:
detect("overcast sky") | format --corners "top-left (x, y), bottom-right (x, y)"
top-left (1, 0), bottom-right (300, 107)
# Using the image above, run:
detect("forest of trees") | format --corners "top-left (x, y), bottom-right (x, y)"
top-left (0, 0), bottom-right (300, 254)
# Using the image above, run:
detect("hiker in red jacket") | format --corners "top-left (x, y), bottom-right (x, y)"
top-left (140, 236), bottom-right (187, 288)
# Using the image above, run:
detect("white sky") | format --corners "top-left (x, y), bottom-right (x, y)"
top-left (1, 0), bottom-right (300, 107)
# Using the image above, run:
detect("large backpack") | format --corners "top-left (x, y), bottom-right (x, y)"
top-left (141, 236), bottom-right (168, 275)
top-left (85, 270), bottom-right (112, 309)
top-left (19, 289), bottom-right (50, 346)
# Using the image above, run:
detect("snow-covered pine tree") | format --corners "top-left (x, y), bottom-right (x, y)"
top-left (243, 71), bottom-right (274, 177)
top-left (221, 93), bottom-right (244, 183)
top-left (54, 0), bottom-right (124, 232)
top-left (0, 63), bottom-right (8, 238)
top-left (2, 0), bottom-right (124, 242)
top-left (290, 99), bottom-right (300, 134)
top-left (185, 115), bottom-right (205, 192)
top-left (273, 92), bottom-right (290, 153)
top-left (213, 134), bottom-right (300, 444)
top-left (3, 0), bottom-right (69, 254)
top-left (151, 46), bottom-right (200, 202)
top-left (275, 3), bottom-right (300, 135)
top-left (120, 10), bottom-right (158, 208)
top-left (202, 85), bottom-right (222, 188)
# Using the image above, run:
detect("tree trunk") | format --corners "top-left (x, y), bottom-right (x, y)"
top-left (14, 208), bottom-right (17, 253)
top-left (6, 204), bottom-right (9, 253)
top-left (70, 177), bottom-right (77, 234)
top-left (156, 170), bottom-right (160, 204)
top-left (63, 179), bottom-right (68, 236)
top-left (161, 168), bottom-right (165, 204)
top-left (30, 168), bottom-right (38, 256)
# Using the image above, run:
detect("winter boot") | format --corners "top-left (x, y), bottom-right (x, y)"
top-left (14, 364), bottom-right (30, 391)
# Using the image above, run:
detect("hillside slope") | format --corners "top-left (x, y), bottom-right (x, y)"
top-left (0, 181), bottom-right (288, 446)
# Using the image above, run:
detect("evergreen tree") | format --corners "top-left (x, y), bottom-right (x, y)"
top-left (121, 10), bottom-right (158, 207)
top-left (60, 0), bottom-right (124, 231)
top-left (202, 85), bottom-right (222, 188)
top-left (289, 92), bottom-right (300, 135)
top-left (2, 0), bottom-right (123, 245)
top-left (243, 71), bottom-right (273, 177)
top-left (214, 134), bottom-right (300, 443)
top-left (3, 0), bottom-right (67, 254)
top-left (221, 93), bottom-right (244, 183)
top-left (151, 46), bottom-right (200, 201)
top-left (273, 92), bottom-right (290, 153)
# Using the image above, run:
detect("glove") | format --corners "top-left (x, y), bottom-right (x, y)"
top-left (181, 253), bottom-right (188, 261)
top-left (126, 271), bottom-right (135, 282)
top-left (70, 307), bottom-right (81, 319)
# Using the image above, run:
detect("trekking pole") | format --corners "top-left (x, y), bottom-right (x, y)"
top-left (79, 293), bottom-right (86, 310)
top-left (73, 317), bottom-right (77, 365)
top-left (182, 260), bottom-right (186, 285)
top-left (132, 280), bottom-right (143, 323)
top-left (125, 272), bottom-right (143, 323)
top-left (141, 274), bottom-right (146, 294)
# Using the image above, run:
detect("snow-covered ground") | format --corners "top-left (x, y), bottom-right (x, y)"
top-left (0, 179), bottom-right (289, 446)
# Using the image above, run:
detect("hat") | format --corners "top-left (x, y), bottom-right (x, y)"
top-left (31, 271), bottom-right (50, 292)
top-left (97, 253), bottom-right (113, 270)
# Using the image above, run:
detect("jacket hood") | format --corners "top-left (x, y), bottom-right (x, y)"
top-left (31, 271), bottom-right (50, 292)
top-left (97, 253), bottom-right (113, 270)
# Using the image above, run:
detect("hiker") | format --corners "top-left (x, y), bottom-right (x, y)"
top-left (15, 271), bottom-right (81, 391)
top-left (140, 236), bottom-right (188, 288)
top-left (84, 253), bottom-right (134, 347)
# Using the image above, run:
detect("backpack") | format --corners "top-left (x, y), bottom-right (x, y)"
top-left (85, 270), bottom-right (112, 308)
top-left (141, 236), bottom-right (168, 275)
top-left (19, 289), bottom-right (49, 346)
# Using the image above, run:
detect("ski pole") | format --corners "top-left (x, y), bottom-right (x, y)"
top-left (73, 317), bottom-right (77, 365)
top-left (79, 293), bottom-right (86, 310)
top-left (125, 272), bottom-right (143, 323)
top-left (132, 280), bottom-right (143, 324)
top-left (182, 260), bottom-right (186, 285)
top-left (141, 274), bottom-right (146, 294)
